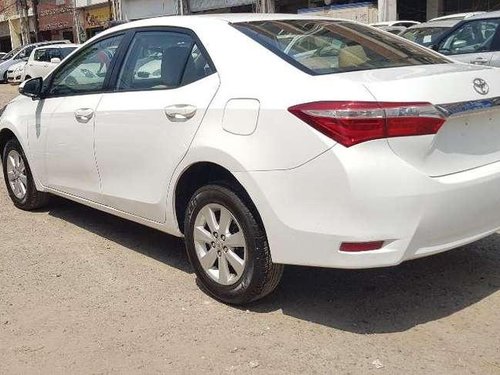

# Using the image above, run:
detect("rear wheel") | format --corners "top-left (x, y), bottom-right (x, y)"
top-left (184, 185), bottom-right (283, 305)
top-left (2, 138), bottom-right (48, 210)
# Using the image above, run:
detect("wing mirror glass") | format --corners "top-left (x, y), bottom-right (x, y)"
top-left (19, 77), bottom-right (43, 99)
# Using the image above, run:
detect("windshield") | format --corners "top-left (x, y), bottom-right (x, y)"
top-left (2, 46), bottom-right (22, 60)
top-left (234, 20), bottom-right (449, 75)
top-left (401, 27), bottom-right (450, 46)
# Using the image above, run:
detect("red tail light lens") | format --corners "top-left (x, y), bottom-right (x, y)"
top-left (288, 101), bottom-right (446, 147)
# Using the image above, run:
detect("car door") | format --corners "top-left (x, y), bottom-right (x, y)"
top-left (29, 34), bottom-right (125, 201)
top-left (42, 48), bottom-right (61, 77)
top-left (27, 48), bottom-right (48, 78)
top-left (438, 18), bottom-right (500, 66)
top-left (94, 29), bottom-right (219, 222)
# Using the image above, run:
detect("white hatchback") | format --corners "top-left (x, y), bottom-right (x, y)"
top-left (1, 14), bottom-right (500, 304)
top-left (23, 44), bottom-right (79, 80)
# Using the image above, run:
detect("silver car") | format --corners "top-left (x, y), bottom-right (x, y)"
top-left (0, 40), bottom-right (70, 83)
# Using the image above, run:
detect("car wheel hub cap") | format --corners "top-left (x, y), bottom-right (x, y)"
top-left (6, 150), bottom-right (27, 200)
top-left (193, 203), bottom-right (247, 286)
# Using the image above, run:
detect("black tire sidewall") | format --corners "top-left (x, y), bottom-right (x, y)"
top-left (185, 185), bottom-right (269, 304)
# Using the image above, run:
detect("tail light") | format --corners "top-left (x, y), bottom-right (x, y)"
top-left (288, 101), bottom-right (446, 147)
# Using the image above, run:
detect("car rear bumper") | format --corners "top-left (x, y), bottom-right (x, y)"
top-left (235, 141), bottom-right (500, 269)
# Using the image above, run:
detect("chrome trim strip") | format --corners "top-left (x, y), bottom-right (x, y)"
top-left (437, 96), bottom-right (500, 117)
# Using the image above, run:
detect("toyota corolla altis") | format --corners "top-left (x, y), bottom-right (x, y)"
top-left (1, 14), bottom-right (500, 304)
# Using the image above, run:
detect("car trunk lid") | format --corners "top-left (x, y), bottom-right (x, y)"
top-left (347, 63), bottom-right (500, 176)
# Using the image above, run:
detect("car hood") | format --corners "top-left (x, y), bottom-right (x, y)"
top-left (0, 59), bottom-right (15, 71)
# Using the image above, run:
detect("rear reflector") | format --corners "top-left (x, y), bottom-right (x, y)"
top-left (288, 101), bottom-right (446, 147)
top-left (340, 241), bottom-right (385, 252)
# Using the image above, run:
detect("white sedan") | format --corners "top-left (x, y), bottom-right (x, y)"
top-left (6, 61), bottom-right (27, 84)
top-left (1, 14), bottom-right (500, 304)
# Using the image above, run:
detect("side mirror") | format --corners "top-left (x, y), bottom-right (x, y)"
top-left (19, 77), bottom-right (43, 99)
top-left (50, 57), bottom-right (61, 64)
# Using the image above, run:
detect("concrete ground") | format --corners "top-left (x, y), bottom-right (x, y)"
top-left (0, 84), bottom-right (499, 374)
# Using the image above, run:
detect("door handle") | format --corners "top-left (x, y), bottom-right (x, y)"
top-left (164, 104), bottom-right (197, 122)
top-left (74, 108), bottom-right (94, 124)
top-left (471, 57), bottom-right (489, 65)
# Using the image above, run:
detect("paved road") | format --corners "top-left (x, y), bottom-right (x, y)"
top-left (0, 84), bottom-right (499, 374)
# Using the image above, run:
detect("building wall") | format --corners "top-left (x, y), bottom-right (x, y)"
top-left (298, 1), bottom-right (379, 24)
top-left (120, 0), bottom-right (256, 20)
top-left (0, 0), bottom-right (34, 49)
top-left (38, 0), bottom-right (75, 42)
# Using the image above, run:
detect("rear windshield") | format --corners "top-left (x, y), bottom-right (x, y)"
top-left (233, 20), bottom-right (449, 75)
top-left (401, 27), bottom-right (451, 46)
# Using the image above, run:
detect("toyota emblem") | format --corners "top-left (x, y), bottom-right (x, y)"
top-left (473, 78), bottom-right (489, 95)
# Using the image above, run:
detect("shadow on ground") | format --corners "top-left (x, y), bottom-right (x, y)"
top-left (47, 196), bottom-right (191, 274)
top-left (47, 197), bottom-right (500, 334)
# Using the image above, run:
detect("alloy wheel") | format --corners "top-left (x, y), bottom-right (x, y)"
top-left (193, 203), bottom-right (247, 286)
top-left (6, 149), bottom-right (27, 200)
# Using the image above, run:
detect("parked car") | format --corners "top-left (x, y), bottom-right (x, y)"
top-left (371, 20), bottom-right (420, 28)
top-left (400, 20), bottom-right (461, 47)
top-left (0, 40), bottom-right (70, 83)
top-left (378, 25), bottom-right (407, 35)
top-left (24, 44), bottom-right (79, 80)
top-left (6, 61), bottom-right (27, 84)
top-left (431, 11), bottom-right (500, 67)
top-left (429, 12), bottom-right (485, 22)
top-left (3, 15), bottom-right (500, 304)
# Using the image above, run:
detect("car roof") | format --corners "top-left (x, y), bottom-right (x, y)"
top-left (429, 12), bottom-right (485, 22)
top-left (467, 10), bottom-right (500, 21)
top-left (96, 13), bottom-right (361, 41)
top-left (406, 19), bottom-right (460, 29)
top-left (33, 43), bottom-right (78, 50)
top-left (106, 13), bottom-right (349, 31)
top-left (371, 20), bottom-right (419, 26)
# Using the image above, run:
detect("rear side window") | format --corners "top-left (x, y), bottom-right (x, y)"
top-left (234, 20), bottom-right (449, 75)
top-left (116, 30), bottom-right (214, 91)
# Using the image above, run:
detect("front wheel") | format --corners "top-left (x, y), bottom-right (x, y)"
top-left (2, 138), bottom-right (48, 210)
top-left (184, 185), bottom-right (283, 305)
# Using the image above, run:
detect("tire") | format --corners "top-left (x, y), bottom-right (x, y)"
top-left (2, 138), bottom-right (48, 210)
top-left (184, 184), bottom-right (283, 305)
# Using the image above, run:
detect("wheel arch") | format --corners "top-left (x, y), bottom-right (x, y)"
top-left (0, 128), bottom-right (17, 161)
top-left (173, 161), bottom-right (263, 235)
